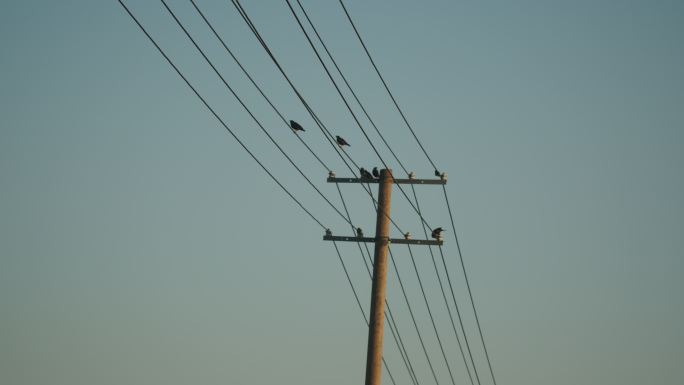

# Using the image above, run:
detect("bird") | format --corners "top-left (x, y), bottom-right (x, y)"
top-left (356, 227), bottom-right (364, 237)
top-left (434, 169), bottom-right (441, 177)
top-left (336, 135), bottom-right (350, 147)
top-left (290, 120), bottom-right (305, 132)
top-left (360, 168), bottom-right (373, 179)
top-left (431, 227), bottom-right (445, 239)
top-left (372, 167), bottom-right (380, 178)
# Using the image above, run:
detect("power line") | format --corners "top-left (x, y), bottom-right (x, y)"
top-left (293, 0), bottom-right (435, 242)
top-left (291, 6), bottom-right (476, 382)
top-left (291, 7), bottom-right (476, 384)
top-left (225, 0), bottom-right (407, 235)
top-left (335, 182), bottom-right (420, 385)
top-left (283, 0), bottom-right (392, 171)
top-left (283, 0), bottom-right (435, 232)
top-left (436, 244), bottom-right (483, 385)
top-left (388, 246), bottom-right (441, 385)
top-left (331, 240), bottom-right (398, 385)
top-left (292, 0), bottom-right (410, 176)
top-left (337, 0), bottom-right (438, 171)
top-left (188, 0), bottom-right (331, 173)
top-left (335, 2), bottom-right (500, 383)
top-left (406, 243), bottom-right (458, 385)
top-left (225, 0), bottom-right (359, 184)
top-left (117, 0), bottom-right (326, 230)
top-left (119, 5), bottom-right (400, 383)
top-left (442, 186), bottom-right (498, 385)
top-left (160, 0), bottom-right (353, 229)
top-left (410, 186), bottom-right (478, 385)
top-left (177, 5), bottom-right (421, 382)
top-left (288, 6), bottom-right (471, 383)
top-left (364, 182), bottom-right (442, 385)
top-left (228, 0), bottom-right (357, 174)
top-left (120, 3), bottom-right (498, 385)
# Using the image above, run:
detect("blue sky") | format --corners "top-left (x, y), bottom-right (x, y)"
top-left (1, 1), bottom-right (682, 384)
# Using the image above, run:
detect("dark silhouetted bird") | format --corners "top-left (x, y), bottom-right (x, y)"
top-left (360, 168), bottom-right (373, 179)
top-left (290, 120), bottom-right (305, 132)
top-left (431, 227), bottom-right (445, 239)
top-left (434, 169), bottom-right (441, 177)
top-left (336, 135), bottom-right (350, 147)
top-left (372, 167), bottom-right (380, 178)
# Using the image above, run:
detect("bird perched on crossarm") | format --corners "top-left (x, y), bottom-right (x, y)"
top-left (290, 120), bottom-right (305, 132)
top-left (372, 167), bottom-right (380, 178)
top-left (431, 227), bottom-right (445, 239)
top-left (336, 135), bottom-right (350, 147)
top-left (360, 168), bottom-right (373, 179)
top-left (434, 169), bottom-right (441, 177)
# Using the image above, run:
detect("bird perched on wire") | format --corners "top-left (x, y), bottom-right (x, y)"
top-left (372, 167), bottom-right (380, 178)
top-left (289, 120), bottom-right (305, 132)
top-left (431, 227), bottom-right (445, 239)
top-left (360, 167), bottom-right (373, 179)
top-left (336, 135), bottom-right (350, 147)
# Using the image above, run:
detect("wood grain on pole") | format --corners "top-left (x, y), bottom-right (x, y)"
top-left (364, 169), bottom-right (393, 385)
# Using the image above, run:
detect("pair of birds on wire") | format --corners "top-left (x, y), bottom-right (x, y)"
top-left (291, 120), bottom-right (372, 179)
top-left (290, 120), bottom-right (350, 148)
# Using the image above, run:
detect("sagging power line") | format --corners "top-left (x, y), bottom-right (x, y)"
top-left (117, 2), bottom-right (501, 385)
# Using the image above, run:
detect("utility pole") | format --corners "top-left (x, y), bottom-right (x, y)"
top-left (324, 168), bottom-right (446, 385)
top-left (365, 168), bottom-right (393, 385)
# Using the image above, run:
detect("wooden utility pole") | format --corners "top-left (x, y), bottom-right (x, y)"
top-left (364, 168), bottom-right (393, 385)
top-left (324, 168), bottom-right (446, 385)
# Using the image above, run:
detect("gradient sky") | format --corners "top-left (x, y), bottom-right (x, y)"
top-left (1, 1), bottom-right (682, 385)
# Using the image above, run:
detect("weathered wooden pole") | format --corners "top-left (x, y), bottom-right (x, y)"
top-left (364, 168), bottom-right (393, 385)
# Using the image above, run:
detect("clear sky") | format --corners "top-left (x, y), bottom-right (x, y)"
top-left (1, 1), bottom-right (682, 385)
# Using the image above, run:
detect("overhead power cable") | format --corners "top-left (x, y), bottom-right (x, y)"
top-left (195, 0), bottom-right (405, 234)
top-left (291, 6), bottom-right (472, 382)
top-left (388, 246), bottom-right (441, 385)
top-left (180, 6), bottom-right (420, 383)
top-left (335, 183), bottom-right (420, 385)
top-left (228, 0), bottom-right (357, 174)
top-left (294, 0), bottom-right (437, 247)
top-left (160, 0), bottom-right (353, 228)
top-left (117, 0), bottom-right (326, 230)
top-left (337, 0), bottom-right (438, 171)
top-left (284, 0), bottom-right (392, 171)
top-left (406, 244), bottom-right (457, 385)
top-left (336, 2), bottom-right (499, 383)
top-left (364, 193), bottom-right (441, 385)
top-left (283, 0), bottom-right (434, 232)
top-left (119, 5), bottom-right (398, 383)
top-left (286, 7), bottom-right (465, 383)
top-left (188, 0), bottom-right (330, 173)
top-left (289, 7), bottom-right (473, 384)
top-left (292, 0), bottom-right (409, 176)
top-left (224, 0), bottom-right (407, 235)
top-left (331, 240), bottom-right (398, 385)
top-left (442, 186), bottom-right (498, 385)
top-left (410, 186), bottom-right (478, 385)
top-left (436, 244), bottom-right (484, 385)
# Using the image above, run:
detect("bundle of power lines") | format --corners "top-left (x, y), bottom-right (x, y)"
top-left (118, 1), bottom-right (499, 385)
